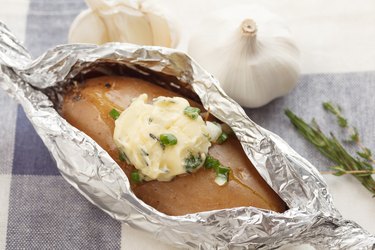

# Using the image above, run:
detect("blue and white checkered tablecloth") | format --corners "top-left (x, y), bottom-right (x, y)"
top-left (1, 0), bottom-right (375, 249)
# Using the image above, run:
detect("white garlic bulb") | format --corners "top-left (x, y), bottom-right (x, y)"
top-left (69, 0), bottom-right (178, 47)
top-left (188, 4), bottom-right (300, 108)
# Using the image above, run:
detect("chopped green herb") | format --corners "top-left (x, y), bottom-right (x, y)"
top-left (119, 150), bottom-right (128, 163)
top-left (205, 155), bottom-right (230, 184)
top-left (109, 109), bottom-right (120, 120)
top-left (160, 133), bottom-right (178, 146)
top-left (131, 170), bottom-right (142, 183)
top-left (149, 133), bottom-right (158, 141)
top-left (184, 153), bottom-right (203, 173)
top-left (215, 174), bottom-right (228, 186)
top-left (140, 148), bottom-right (149, 156)
top-left (215, 164), bottom-right (230, 176)
top-left (216, 132), bottom-right (228, 144)
top-left (204, 155), bottom-right (220, 169)
top-left (149, 133), bottom-right (165, 150)
top-left (140, 148), bottom-right (150, 166)
top-left (184, 106), bottom-right (201, 119)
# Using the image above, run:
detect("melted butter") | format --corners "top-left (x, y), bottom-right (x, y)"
top-left (229, 170), bottom-right (274, 210)
top-left (81, 83), bottom-right (124, 124)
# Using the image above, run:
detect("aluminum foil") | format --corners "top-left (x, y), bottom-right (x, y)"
top-left (0, 22), bottom-right (374, 249)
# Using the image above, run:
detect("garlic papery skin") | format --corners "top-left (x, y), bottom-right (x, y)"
top-left (188, 4), bottom-right (300, 108)
top-left (69, 0), bottom-right (178, 48)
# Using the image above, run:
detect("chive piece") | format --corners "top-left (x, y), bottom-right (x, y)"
top-left (140, 148), bottom-right (149, 156)
top-left (160, 133), bottom-right (178, 146)
top-left (150, 133), bottom-right (165, 150)
top-left (215, 164), bottom-right (230, 176)
top-left (131, 170), bottom-right (142, 183)
top-left (149, 133), bottom-right (158, 141)
top-left (215, 174), bottom-right (228, 186)
top-left (184, 154), bottom-right (203, 173)
top-left (184, 106), bottom-right (201, 120)
top-left (189, 154), bottom-right (230, 186)
top-left (204, 155), bottom-right (220, 169)
top-left (109, 109), bottom-right (120, 120)
top-left (119, 151), bottom-right (128, 163)
top-left (215, 165), bottom-right (230, 186)
top-left (216, 132), bottom-right (228, 144)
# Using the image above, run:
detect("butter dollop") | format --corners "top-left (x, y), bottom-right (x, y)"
top-left (114, 94), bottom-right (211, 181)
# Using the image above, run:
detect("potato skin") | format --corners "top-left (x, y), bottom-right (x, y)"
top-left (61, 76), bottom-right (286, 215)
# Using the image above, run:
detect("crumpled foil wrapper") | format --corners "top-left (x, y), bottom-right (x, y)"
top-left (0, 22), bottom-right (374, 249)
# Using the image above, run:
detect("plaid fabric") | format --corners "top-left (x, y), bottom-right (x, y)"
top-left (0, 0), bottom-right (374, 249)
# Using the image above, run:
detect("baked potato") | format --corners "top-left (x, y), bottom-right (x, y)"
top-left (62, 75), bottom-right (286, 215)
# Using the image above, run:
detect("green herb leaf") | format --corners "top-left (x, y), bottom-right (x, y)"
top-left (215, 164), bottom-right (230, 176)
top-left (202, 154), bottom-right (231, 186)
top-left (131, 170), bottom-right (142, 183)
top-left (109, 109), bottom-right (120, 120)
top-left (331, 165), bottom-right (346, 176)
top-left (149, 133), bottom-right (165, 150)
top-left (357, 148), bottom-right (372, 161)
top-left (184, 106), bottom-right (201, 120)
top-left (322, 102), bottom-right (347, 128)
top-left (119, 150), bottom-right (129, 163)
top-left (204, 155), bottom-right (220, 169)
top-left (160, 133), bottom-right (178, 146)
top-left (349, 127), bottom-right (360, 143)
top-left (184, 153), bottom-right (202, 173)
top-left (285, 108), bottom-right (375, 195)
top-left (149, 133), bottom-right (158, 141)
top-left (214, 165), bottom-right (230, 186)
top-left (337, 117), bottom-right (348, 128)
top-left (216, 132), bottom-right (228, 144)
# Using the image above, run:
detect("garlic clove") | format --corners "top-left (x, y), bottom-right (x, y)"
top-left (188, 4), bottom-right (300, 108)
top-left (144, 11), bottom-right (172, 47)
top-left (140, 1), bottom-right (178, 48)
top-left (106, 5), bottom-right (154, 45)
top-left (68, 9), bottom-right (108, 44)
top-left (69, 0), bottom-right (177, 48)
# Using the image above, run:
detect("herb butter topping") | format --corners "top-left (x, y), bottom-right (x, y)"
top-left (114, 94), bottom-right (211, 181)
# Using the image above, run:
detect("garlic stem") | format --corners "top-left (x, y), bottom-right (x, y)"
top-left (241, 19), bottom-right (257, 37)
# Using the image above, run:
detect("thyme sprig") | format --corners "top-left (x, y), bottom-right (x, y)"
top-left (285, 104), bottom-right (375, 196)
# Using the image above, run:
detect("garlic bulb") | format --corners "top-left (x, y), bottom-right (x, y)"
top-left (69, 0), bottom-right (178, 47)
top-left (188, 4), bottom-right (300, 108)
